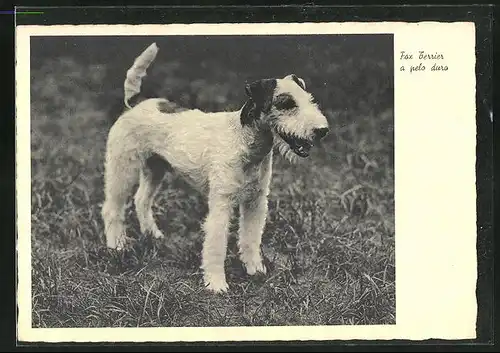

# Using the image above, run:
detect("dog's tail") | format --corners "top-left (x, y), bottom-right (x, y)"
top-left (123, 42), bottom-right (159, 109)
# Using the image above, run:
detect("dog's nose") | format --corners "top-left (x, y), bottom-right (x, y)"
top-left (313, 127), bottom-right (329, 140)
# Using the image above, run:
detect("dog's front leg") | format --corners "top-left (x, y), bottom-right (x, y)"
top-left (238, 153), bottom-right (272, 276)
top-left (201, 191), bottom-right (234, 293)
top-left (238, 189), bottom-right (268, 276)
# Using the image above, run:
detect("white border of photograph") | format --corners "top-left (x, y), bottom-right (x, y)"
top-left (16, 21), bottom-right (477, 342)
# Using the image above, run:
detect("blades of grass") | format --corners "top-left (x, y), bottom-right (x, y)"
top-left (137, 280), bottom-right (155, 327)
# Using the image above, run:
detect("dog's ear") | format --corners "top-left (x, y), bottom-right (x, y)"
top-left (245, 78), bottom-right (277, 104)
top-left (241, 78), bottom-right (276, 126)
top-left (240, 100), bottom-right (258, 126)
top-left (286, 74), bottom-right (306, 90)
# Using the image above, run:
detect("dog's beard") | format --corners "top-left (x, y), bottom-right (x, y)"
top-left (273, 138), bottom-right (300, 163)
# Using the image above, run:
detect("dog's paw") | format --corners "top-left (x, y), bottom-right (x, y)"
top-left (206, 281), bottom-right (229, 293)
top-left (244, 258), bottom-right (267, 276)
top-left (204, 274), bottom-right (229, 293)
top-left (106, 235), bottom-right (128, 251)
top-left (151, 228), bottom-right (165, 240)
top-left (141, 224), bottom-right (165, 240)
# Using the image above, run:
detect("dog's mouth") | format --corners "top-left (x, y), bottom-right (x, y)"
top-left (277, 131), bottom-right (314, 158)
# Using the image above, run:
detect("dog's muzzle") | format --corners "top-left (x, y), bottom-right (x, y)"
top-left (277, 127), bottom-right (329, 158)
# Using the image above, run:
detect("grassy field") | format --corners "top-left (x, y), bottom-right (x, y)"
top-left (30, 36), bottom-right (395, 327)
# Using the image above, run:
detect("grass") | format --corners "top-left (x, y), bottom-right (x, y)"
top-left (30, 48), bottom-right (395, 328)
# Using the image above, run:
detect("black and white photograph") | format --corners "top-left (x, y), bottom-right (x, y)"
top-left (16, 20), bottom-right (479, 343)
top-left (28, 32), bottom-right (395, 328)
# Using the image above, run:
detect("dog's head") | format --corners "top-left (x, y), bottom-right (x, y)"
top-left (241, 74), bottom-right (329, 160)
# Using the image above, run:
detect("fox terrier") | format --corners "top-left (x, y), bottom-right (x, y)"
top-left (101, 43), bottom-right (329, 292)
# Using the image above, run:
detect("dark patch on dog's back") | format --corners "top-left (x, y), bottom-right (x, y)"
top-left (157, 100), bottom-right (189, 114)
top-left (107, 97), bottom-right (187, 127)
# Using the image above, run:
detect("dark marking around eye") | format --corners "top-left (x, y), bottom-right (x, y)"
top-left (274, 93), bottom-right (298, 110)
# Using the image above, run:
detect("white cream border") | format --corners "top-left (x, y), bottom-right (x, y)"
top-left (15, 22), bottom-right (477, 342)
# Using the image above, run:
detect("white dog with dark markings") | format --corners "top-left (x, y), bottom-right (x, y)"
top-left (102, 43), bottom-right (329, 292)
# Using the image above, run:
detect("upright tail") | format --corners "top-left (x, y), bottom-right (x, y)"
top-left (123, 42), bottom-right (159, 109)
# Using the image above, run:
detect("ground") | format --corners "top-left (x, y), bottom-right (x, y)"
top-left (30, 40), bottom-right (395, 327)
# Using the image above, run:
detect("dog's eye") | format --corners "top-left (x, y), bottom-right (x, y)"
top-left (274, 94), bottom-right (298, 110)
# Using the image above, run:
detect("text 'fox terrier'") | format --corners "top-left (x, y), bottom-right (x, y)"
top-left (102, 43), bottom-right (329, 293)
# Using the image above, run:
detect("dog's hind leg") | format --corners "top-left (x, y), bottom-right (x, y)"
top-left (134, 155), bottom-right (167, 239)
top-left (102, 151), bottom-right (140, 250)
